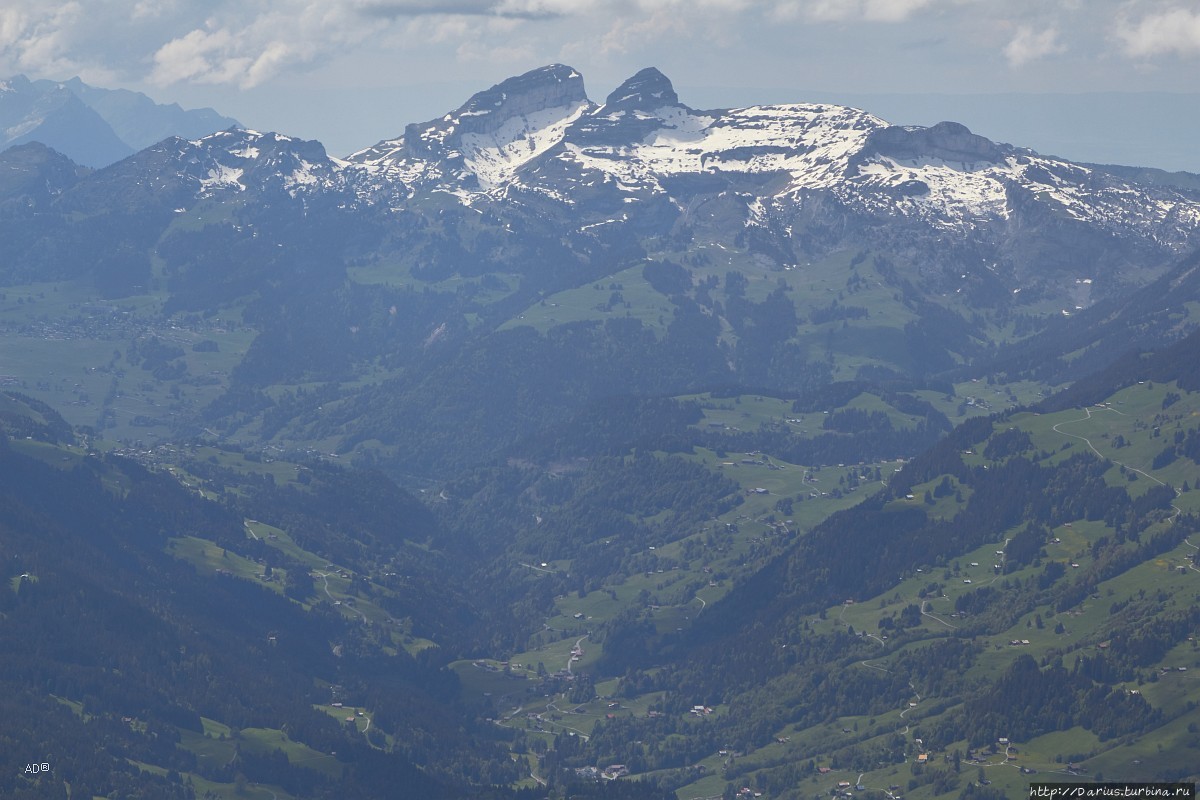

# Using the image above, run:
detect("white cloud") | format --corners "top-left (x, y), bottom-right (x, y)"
top-left (0, 4), bottom-right (89, 75)
top-left (0, 0), bottom-right (988, 92)
top-left (0, 0), bottom-right (1185, 108)
top-left (635, 0), bottom-right (753, 10)
top-left (390, 13), bottom-right (534, 64)
top-left (861, 0), bottom-right (936, 22)
top-left (599, 8), bottom-right (692, 55)
top-left (0, 2), bottom-right (204, 81)
top-left (150, 27), bottom-right (237, 85)
top-left (132, 1), bottom-right (169, 20)
top-left (772, 0), bottom-right (954, 23)
top-left (1116, 7), bottom-right (1200, 58)
top-left (148, 3), bottom-right (384, 89)
top-left (357, 0), bottom-right (575, 19)
top-left (1004, 25), bottom-right (1065, 66)
top-left (244, 41), bottom-right (294, 87)
top-left (0, 9), bottom-right (29, 51)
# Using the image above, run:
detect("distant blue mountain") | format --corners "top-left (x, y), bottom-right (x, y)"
top-left (0, 74), bottom-right (239, 168)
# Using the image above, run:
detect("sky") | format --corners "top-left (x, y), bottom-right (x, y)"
top-left (1, 0), bottom-right (1199, 169)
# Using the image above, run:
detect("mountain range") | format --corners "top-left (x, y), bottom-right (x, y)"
top-left (76, 63), bottom-right (1200, 314)
top-left (349, 63), bottom-right (1200, 258)
top-left (0, 74), bottom-right (239, 168)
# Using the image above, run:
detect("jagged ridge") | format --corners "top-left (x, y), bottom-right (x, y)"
top-left (333, 64), bottom-right (1200, 255)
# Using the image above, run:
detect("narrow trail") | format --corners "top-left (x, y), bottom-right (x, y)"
top-left (314, 571), bottom-right (368, 623)
top-left (985, 538), bottom-right (1012, 587)
top-left (566, 635), bottom-right (588, 676)
top-left (920, 608), bottom-right (958, 629)
top-left (316, 572), bottom-right (335, 602)
top-left (358, 713), bottom-right (385, 751)
top-left (542, 702), bottom-right (591, 740)
top-left (898, 683), bottom-right (921, 722)
top-left (1053, 406), bottom-right (1193, 562)
top-left (1052, 406), bottom-right (1167, 486)
top-left (556, 724), bottom-right (591, 740)
top-left (1184, 539), bottom-right (1200, 573)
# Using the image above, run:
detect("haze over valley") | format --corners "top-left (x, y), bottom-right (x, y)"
top-left (1, 54), bottom-right (1200, 800)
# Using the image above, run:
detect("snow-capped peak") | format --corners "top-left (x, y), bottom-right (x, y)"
top-left (244, 65), bottom-right (1200, 257)
top-left (599, 67), bottom-right (680, 114)
top-left (346, 64), bottom-right (593, 190)
top-left (171, 128), bottom-right (344, 198)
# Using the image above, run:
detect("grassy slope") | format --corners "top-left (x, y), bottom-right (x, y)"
top-left (1, 233), bottom-right (1062, 470)
top-left (666, 382), bottom-right (1200, 798)
top-left (443, 382), bottom-right (1200, 797)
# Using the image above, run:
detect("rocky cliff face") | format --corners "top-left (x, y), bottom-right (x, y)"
top-left (860, 121), bottom-right (1009, 166)
top-left (451, 64), bottom-right (588, 138)
top-left (347, 64), bottom-right (593, 191)
top-left (601, 66), bottom-right (680, 112)
top-left (400, 64), bottom-right (588, 159)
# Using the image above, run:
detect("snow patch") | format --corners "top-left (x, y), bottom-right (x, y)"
top-left (199, 164), bottom-right (244, 193)
top-left (460, 100), bottom-right (590, 189)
